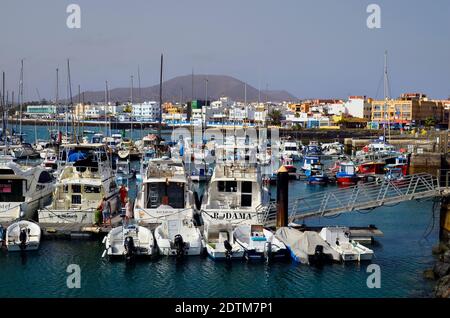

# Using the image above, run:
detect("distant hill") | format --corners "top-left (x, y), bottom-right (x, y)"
top-left (74, 75), bottom-right (297, 104)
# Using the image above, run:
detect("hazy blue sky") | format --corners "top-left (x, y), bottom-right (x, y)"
top-left (1, 0), bottom-right (449, 101)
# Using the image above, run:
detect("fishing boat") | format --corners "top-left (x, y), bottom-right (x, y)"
top-left (275, 227), bottom-right (340, 265)
top-left (301, 156), bottom-right (320, 171)
top-left (336, 162), bottom-right (359, 185)
top-left (0, 158), bottom-right (55, 222)
top-left (103, 221), bottom-right (155, 259)
top-left (233, 224), bottom-right (287, 260)
top-left (134, 158), bottom-right (196, 224)
top-left (384, 165), bottom-right (406, 183)
top-left (154, 217), bottom-right (203, 256)
top-left (203, 220), bottom-right (244, 260)
top-left (306, 162), bottom-right (329, 185)
top-left (302, 142), bottom-right (322, 157)
top-left (319, 227), bottom-right (374, 262)
top-left (200, 162), bottom-right (272, 226)
top-left (5, 220), bottom-right (41, 252)
top-left (357, 161), bottom-right (386, 176)
top-left (38, 143), bottom-right (119, 224)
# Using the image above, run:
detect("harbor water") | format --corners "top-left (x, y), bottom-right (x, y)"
top-left (0, 125), bottom-right (439, 298)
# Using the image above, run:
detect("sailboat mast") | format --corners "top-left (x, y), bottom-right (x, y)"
top-left (67, 59), bottom-right (75, 143)
top-left (105, 80), bottom-right (108, 137)
top-left (56, 68), bottom-right (59, 137)
top-left (158, 54), bottom-right (163, 140)
top-left (19, 59), bottom-right (23, 138)
top-left (130, 75), bottom-right (134, 138)
top-left (2, 71), bottom-right (5, 140)
top-left (383, 50), bottom-right (391, 143)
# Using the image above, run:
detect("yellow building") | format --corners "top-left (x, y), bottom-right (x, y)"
top-left (371, 93), bottom-right (444, 125)
top-left (288, 102), bottom-right (310, 113)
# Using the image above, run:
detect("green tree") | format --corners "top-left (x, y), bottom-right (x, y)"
top-left (424, 117), bottom-right (436, 128)
top-left (268, 109), bottom-right (282, 126)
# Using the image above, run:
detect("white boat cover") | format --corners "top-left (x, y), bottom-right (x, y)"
top-left (275, 227), bottom-right (340, 264)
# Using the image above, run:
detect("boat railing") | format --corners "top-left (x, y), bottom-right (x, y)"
top-left (214, 164), bottom-right (258, 179)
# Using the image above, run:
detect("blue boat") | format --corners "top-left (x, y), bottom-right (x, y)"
top-left (302, 156), bottom-right (320, 172)
top-left (306, 162), bottom-right (329, 184)
top-left (302, 144), bottom-right (322, 157)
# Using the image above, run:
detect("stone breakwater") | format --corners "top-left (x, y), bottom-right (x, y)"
top-left (424, 241), bottom-right (450, 298)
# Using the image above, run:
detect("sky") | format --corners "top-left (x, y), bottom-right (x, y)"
top-left (0, 0), bottom-right (450, 101)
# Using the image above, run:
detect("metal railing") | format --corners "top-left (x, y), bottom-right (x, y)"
top-left (287, 173), bottom-right (441, 222)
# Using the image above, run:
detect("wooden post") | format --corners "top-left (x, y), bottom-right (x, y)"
top-left (276, 166), bottom-right (289, 228)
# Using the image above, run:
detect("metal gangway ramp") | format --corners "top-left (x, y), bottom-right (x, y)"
top-left (286, 173), bottom-right (441, 223)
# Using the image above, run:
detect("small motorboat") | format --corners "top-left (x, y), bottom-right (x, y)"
top-left (203, 221), bottom-right (244, 260)
top-left (336, 161), bottom-right (359, 185)
top-left (319, 227), bottom-right (374, 262)
top-left (275, 227), bottom-right (340, 265)
top-left (154, 218), bottom-right (203, 256)
top-left (384, 165), bottom-right (406, 184)
top-left (6, 220), bottom-right (41, 252)
top-left (103, 222), bottom-right (155, 260)
top-left (233, 224), bottom-right (287, 260)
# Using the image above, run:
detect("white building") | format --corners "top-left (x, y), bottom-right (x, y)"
top-left (132, 101), bottom-right (160, 121)
top-left (344, 96), bottom-right (372, 120)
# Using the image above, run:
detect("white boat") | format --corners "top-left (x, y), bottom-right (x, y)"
top-left (203, 220), bottom-right (244, 260)
top-left (41, 151), bottom-right (58, 171)
top-left (38, 143), bottom-right (119, 224)
top-left (280, 140), bottom-right (301, 161)
top-left (6, 220), bottom-right (41, 251)
top-left (319, 227), bottom-right (374, 262)
top-left (154, 217), bottom-right (203, 256)
top-left (233, 224), bottom-right (287, 260)
top-left (321, 142), bottom-right (344, 156)
top-left (134, 158), bottom-right (196, 224)
top-left (201, 162), bottom-right (272, 226)
top-left (0, 158), bottom-right (55, 222)
top-left (103, 222), bottom-right (155, 259)
top-left (275, 227), bottom-right (340, 265)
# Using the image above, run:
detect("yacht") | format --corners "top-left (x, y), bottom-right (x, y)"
top-left (0, 158), bottom-right (55, 222)
top-left (200, 162), bottom-right (272, 226)
top-left (38, 143), bottom-right (119, 224)
top-left (134, 158), bottom-right (196, 224)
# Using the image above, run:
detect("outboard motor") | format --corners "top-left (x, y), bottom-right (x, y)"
top-left (223, 240), bottom-right (233, 259)
top-left (124, 236), bottom-right (136, 261)
top-left (19, 229), bottom-right (28, 251)
top-left (312, 245), bottom-right (325, 266)
top-left (174, 234), bottom-right (185, 258)
top-left (264, 241), bottom-right (272, 261)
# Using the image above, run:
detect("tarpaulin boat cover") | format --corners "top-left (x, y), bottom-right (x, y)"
top-left (275, 227), bottom-right (340, 264)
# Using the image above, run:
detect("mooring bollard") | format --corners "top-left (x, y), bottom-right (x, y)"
top-left (276, 166), bottom-right (289, 229)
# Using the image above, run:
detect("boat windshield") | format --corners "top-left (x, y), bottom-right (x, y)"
top-left (0, 179), bottom-right (25, 202)
top-left (146, 182), bottom-right (185, 209)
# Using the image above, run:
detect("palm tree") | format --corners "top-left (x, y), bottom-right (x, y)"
top-left (268, 109), bottom-right (282, 126)
top-left (424, 117), bottom-right (436, 128)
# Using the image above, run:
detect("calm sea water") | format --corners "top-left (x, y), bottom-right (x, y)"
top-left (0, 125), bottom-right (439, 298)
